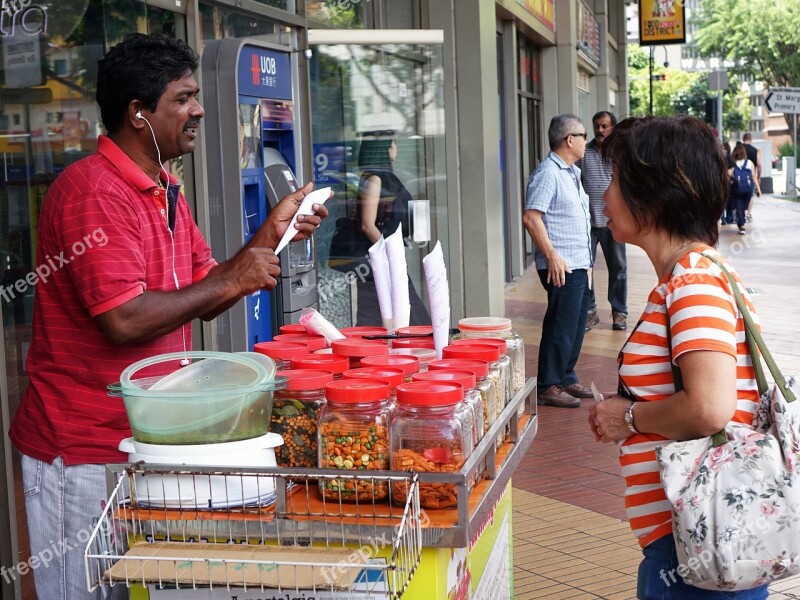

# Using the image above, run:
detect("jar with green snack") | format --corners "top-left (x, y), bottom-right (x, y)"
top-left (318, 380), bottom-right (392, 502)
top-left (271, 369), bottom-right (333, 468)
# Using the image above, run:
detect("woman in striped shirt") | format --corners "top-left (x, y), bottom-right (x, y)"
top-left (588, 116), bottom-right (768, 600)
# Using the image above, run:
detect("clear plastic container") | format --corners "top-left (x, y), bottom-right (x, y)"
top-left (452, 317), bottom-right (526, 397)
top-left (318, 380), bottom-right (392, 501)
top-left (290, 353), bottom-right (350, 379)
top-left (412, 369), bottom-right (484, 450)
top-left (273, 333), bottom-right (327, 352)
top-left (330, 338), bottom-right (389, 370)
top-left (451, 338), bottom-right (511, 405)
top-left (428, 358), bottom-right (496, 441)
top-left (271, 369), bottom-right (333, 468)
top-left (343, 367), bottom-right (406, 399)
top-left (254, 341), bottom-right (311, 371)
top-left (390, 347), bottom-right (436, 371)
top-left (360, 354), bottom-right (420, 381)
top-left (391, 381), bottom-right (472, 508)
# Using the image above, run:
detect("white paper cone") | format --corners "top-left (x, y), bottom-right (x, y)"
top-left (299, 307), bottom-right (344, 346)
top-left (368, 237), bottom-right (394, 333)
top-left (385, 224), bottom-right (411, 330)
top-left (422, 241), bottom-right (450, 359)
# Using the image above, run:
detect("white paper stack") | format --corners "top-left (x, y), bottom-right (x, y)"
top-left (368, 237), bottom-right (394, 333)
top-left (422, 241), bottom-right (450, 359)
top-left (385, 224), bottom-right (411, 330)
top-left (299, 307), bottom-right (344, 346)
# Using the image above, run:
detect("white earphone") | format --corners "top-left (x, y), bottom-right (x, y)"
top-left (135, 110), bottom-right (143, 120)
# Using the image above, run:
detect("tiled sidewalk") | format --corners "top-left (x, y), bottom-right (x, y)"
top-left (507, 195), bottom-right (800, 599)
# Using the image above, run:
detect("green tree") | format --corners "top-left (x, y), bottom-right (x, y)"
top-left (694, 0), bottom-right (800, 134)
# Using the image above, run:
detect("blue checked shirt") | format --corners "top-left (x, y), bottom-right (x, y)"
top-left (524, 151), bottom-right (593, 271)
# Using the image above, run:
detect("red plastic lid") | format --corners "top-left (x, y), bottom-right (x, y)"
top-left (343, 367), bottom-right (406, 390)
top-left (442, 343), bottom-right (501, 362)
top-left (396, 381), bottom-right (463, 406)
top-left (412, 369), bottom-right (476, 390)
top-left (254, 341), bottom-right (310, 360)
top-left (451, 337), bottom-right (508, 354)
top-left (340, 326), bottom-right (388, 339)
top-left (392, 336), bottom-right (436, 350)
top-left (278, 369), bottom-right (334, 390)
top-left (274, 333), bottom-right (327, 351)
top-left (279, 324), bottom-right (308, 335)
top-left (428, 358), bottom-right (489, 378)
top-left (458, 317), bottom-right (512, 332)
top-left (291, 353), bottom-right (350, 374)
top-left (395, 326), bottom-right (433, 336)
top-left (360, 354), bottom-right (420, 376)
top-left (325, 379), bottom-right (391, 403)
top-left (331, 338), bottom-right (389, 358)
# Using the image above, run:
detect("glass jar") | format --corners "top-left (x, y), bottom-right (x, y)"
top-left (391, 381), bottom-right (472, 508)
top-left (412, 369), bottom-right (483, 450)
top-left (390, 347), bottom-right (436, 371)
top-left (451, 338), bottom-right (511, 405)
top-left (318, 380), bottom-right (392, 502)
top-left (428, 359), bottom-right (495, 440)
top-left (452, 317), bottom-right (526, 397)
top-left (254, 341), bottom-right (311, 371)
top-left (442, 344), bottom-right (505, 439)
top-left (272, 369), bottom-right (333, 468)
top-left (330, 338), bottom-right (389, 369)
top-left (279, 323), bottom-right (308, 335)
top-left (273, 333), bottom-right (327, 352)
top-left (290, 353), bottom-right (350, 379)
top-left (360, 354), bottom-right (420, 382)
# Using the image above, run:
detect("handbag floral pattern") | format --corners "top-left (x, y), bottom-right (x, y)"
top-left (656, 251), bottom-right (800, 591)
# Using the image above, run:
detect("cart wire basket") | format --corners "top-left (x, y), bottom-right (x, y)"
top-left (85, 465), bottom-right (423, 599)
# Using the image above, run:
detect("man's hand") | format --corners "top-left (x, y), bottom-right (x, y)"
top-left (252, 182), bottom-right (331, 250)
top-left (546, 252), bottom-right (572, 287)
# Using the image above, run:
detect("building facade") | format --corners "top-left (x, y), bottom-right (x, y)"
top-left (0, 1), bottom-right (628, 596)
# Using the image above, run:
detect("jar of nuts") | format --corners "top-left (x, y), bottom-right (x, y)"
top-left (318, 380), bottom-right (392, 502)
top-left (390, 381), bottom-right (472, 509)
top-left (271, 369), bottom-right (333, 468)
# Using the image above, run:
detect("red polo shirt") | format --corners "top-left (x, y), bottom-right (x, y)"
top-left (10, 136), bottom-right (217, 465)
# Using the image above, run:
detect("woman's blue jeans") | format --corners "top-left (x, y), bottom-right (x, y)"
top-left (637, 535), bottom-right (769, 599)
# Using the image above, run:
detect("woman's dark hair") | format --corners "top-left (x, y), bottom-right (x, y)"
top-left (358, 130), bottom-right (396, 169)
top-left (601, 116), bottom-right (727, 246)
top-left (96, 33), bottom-right (200, 134)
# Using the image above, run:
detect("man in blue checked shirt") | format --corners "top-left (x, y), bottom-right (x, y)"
top-left (523, 113), bottom-right (594, 409)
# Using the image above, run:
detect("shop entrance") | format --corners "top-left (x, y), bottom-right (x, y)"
top-left (307, 30), bottom-right (448, 330)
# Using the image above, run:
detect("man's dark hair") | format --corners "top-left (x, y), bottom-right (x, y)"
top-left (592, 111), bottom-right (617, 126)
top-left (96, 33), bottom-right (200, 134)
top-left (742, 132), bottom-right (753, 142)
top-left (602, 116), bottom-right (727, 246)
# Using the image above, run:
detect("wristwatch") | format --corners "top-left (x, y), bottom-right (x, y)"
top-left (624, 401), bottom-right (639, 434)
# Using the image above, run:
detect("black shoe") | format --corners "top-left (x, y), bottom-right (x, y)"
top-left (612, 312), bottom-right (627, 330)
top-left (585, 310), bottom-right (600, 331)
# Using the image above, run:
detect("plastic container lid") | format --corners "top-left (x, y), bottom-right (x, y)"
top-left (390, 347), bottom-right (437, 364)
top-left (331, 338), bottom-right (390, 358)
top-left (360, 354), bottom-right (420, 376)
top-left (325, 380), bottom-right (391, 403)
top-left (392, 336), bottom-right (436, 350)
top-left (273, 333), bottom-right (327, 351)
top-left (396, 381), bottom-right (464, 406)
top-left (340, 326), bottom-right (388, 339)
top-left (412, 369), bottom-right (476, 390)
top-left (442, 343), bottom-right (501, 362)
top-left (428, 358), bottom-right (489, 379)
top-left (451, 337), bottom-right (508, 354)
top-left (395, 326), bottom-right (433, 336)
top-left (279, 324), bottom-right (308, 334)
top-left (254, 341), bottom-right (310, 360)
top-left (343, 367), bottom-right (406, 390)
top-left (458, 317), bottom-right (512, 332)
top-left (278, 369), bottom-right (334, 391)
top-left (291, 353), bottom-right (350, 375)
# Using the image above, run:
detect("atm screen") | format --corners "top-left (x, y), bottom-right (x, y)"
top-left (238, 103), bottom-right (263, 169)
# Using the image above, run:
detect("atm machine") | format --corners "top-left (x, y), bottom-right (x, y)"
top-left (202, 38), bottom-right (318, 352)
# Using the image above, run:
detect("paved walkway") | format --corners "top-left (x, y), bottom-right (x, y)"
top-left (507, 194), bottom-right (800, 599)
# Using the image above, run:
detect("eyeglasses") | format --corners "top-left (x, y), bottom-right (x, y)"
top-left (564, 132), bottom-right (588, 140)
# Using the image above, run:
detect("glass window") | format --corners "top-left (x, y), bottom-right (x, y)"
top-left (310, 43), bottom-right (447, 329)
top-left (199, 3), bottom-right (278, 46)
top-left (306, 0), bottom-right (370, 28)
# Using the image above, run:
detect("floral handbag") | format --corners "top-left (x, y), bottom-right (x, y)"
top-left (656, 252), bottom-right (800, 591)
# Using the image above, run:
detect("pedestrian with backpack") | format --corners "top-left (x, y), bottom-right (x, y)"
top-left (729, 144), bottom-right (760, 234)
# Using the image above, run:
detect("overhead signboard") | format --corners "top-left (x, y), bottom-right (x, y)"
top-left (638, 0), bottom-right (686, 46)
top-left (0, 87), bottom-right (52, 104)
top-left (764, 87), bottom-right (800, 114)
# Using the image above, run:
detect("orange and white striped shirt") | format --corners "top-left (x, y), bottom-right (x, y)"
top-left (618, 246), bottom-right (761, 548)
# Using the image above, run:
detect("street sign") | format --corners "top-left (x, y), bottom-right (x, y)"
top-left (765, 87), bottom-right (800, 114)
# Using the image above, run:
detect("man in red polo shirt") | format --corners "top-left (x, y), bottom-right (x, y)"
top-left (8, 34), bottom-right (328, 600)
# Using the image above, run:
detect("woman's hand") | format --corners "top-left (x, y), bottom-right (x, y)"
top-left (588, 395), bottom-right (634, 443)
